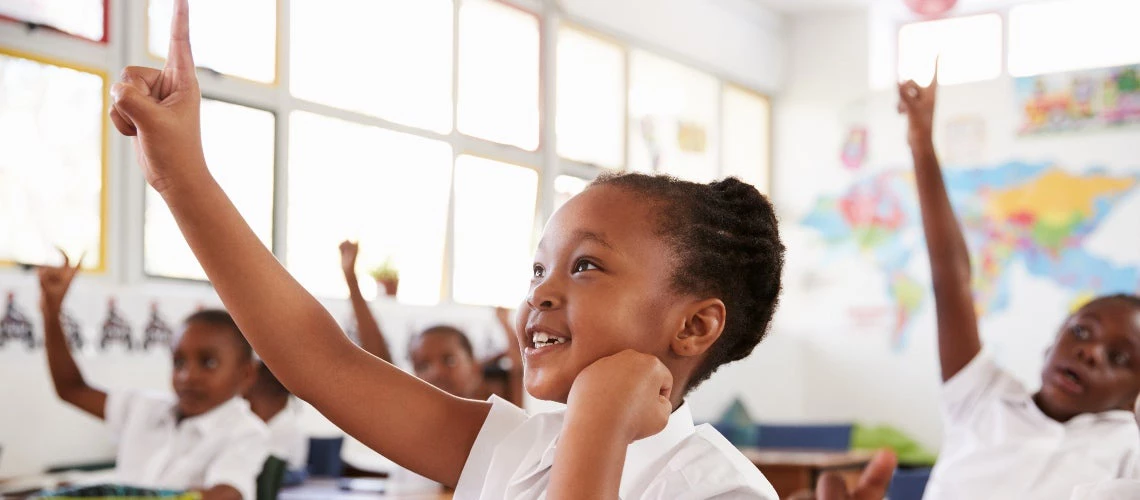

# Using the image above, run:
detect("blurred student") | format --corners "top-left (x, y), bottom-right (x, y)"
top-left (899, 63), bottom-right (1140, 500)
top-left (39, 251), bottom-right (268, 500)
top-left (339, 240), bottom-right (523, 405)
top-left (243, 361), bottom-right (308, 484)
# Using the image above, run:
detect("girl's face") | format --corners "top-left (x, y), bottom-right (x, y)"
top-left (410, 332), bottom-right (483, 399)
top-left (516, 185), bottom-right (695, 403)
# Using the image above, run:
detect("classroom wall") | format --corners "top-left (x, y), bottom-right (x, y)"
top-left (0, 0), bottom-right (789, 478)
top-left (768, 9), bottom-right (1140, 450)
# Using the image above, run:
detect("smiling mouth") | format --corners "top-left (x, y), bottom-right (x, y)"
top-left (1055, 367), bottom-right (1085, 393)
top-left (532, 331), bottom-right (569, 348)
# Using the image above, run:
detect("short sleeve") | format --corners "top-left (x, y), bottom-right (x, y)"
top-left (453, 395), bottom-right (529, 497)
top-left (940, 352), bottom-right (1010, 422)
top-left (204, 425), bottom-right (270, 500)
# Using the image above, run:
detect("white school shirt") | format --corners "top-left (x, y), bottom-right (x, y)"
top-left (454, 396), bottom-right (778, 499)
top-left (265, 399), bottom-right (309, 471)
top-left (1070, 480), bottom-right (1140, 500)
top-left (106, 390), bottom-right (270, 500)
top-left (925, 353), bottom-right (1140, 500)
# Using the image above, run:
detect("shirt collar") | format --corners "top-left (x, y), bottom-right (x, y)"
top-left (1000, 392), bottom-right (1138, 427)
top-left (619, 401), bottom-right (697, 497)
top-left (159, 396), bottom-right (251, 433)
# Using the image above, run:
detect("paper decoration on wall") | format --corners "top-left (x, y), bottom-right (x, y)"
top-left (61, 310), bottom-right (84, 350)
top-left (1, 292), bottom-right (35, 349)
top-left (100, 298), bottom-right (134, 350)
top-left (841, 126), bottom-right (868, 170)
top-left (143, 302), bottom-right (173, 350)
top-left (1017, 64), bottom-right (1140, 135)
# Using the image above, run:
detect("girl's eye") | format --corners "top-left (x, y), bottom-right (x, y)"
top-left (1071, 325), bottom-right (1090, 340)
top-left (532, 265), bottom-right (545, 278)
top-left (204, 357), bottom-right (219, 369)
top-left (572, 259), bottom-right (598, 273)
top-left (1111, 351), bottom-right (1130, 367)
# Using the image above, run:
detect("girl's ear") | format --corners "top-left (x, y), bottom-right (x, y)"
top-left (671, 298), bottom-right (726, 358)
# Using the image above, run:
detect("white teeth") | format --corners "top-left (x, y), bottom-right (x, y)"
top-left (531, 331), bottom-right (568, 347)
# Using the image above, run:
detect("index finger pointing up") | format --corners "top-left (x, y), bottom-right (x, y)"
top-left (166, 0), bottom-right (195, 74)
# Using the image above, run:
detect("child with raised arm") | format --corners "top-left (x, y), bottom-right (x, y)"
top-left (898, 65), bottom-right (1140, 500)
top-left (110, 2), bottom-right (784, 497)
top-left (339, 240), bottom-right (523, 404)
top-left (38, 252), bottom-right (268, 500)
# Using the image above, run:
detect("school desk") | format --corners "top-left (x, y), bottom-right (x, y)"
top-left (278, 478), bottom-right (452, 499)
top-left (740, 448), bottom-right (875, 498)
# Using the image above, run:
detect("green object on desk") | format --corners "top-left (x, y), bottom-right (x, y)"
top-left (34, 484), bottom-right (201, 499)
top-left (850, 423), bottom-right (937, 466)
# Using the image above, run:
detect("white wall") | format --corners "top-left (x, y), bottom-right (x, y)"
top-left (561, 0), bottom-right (786, 93)
top-left (0, 0), bottom-right (789, 478)
top-left (768, 8), bottom-right (1140, 450)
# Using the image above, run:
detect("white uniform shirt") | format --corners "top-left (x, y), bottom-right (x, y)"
top-left (265, 399), bottom-right (308, 471)
top-left (106, 390), bottom-right (270, 500)
top-left (454, 396), bottom-right (778, 499)
top-left (925, 353), bottom-right (1140, 500)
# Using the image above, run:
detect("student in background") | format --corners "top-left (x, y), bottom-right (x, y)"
top-left (899, 63), bottom-right (1140, 500)
top-left (338, 240), bottom-right (523, 405)
top-left (113, 2), bottom-right (784, 496)
top-left (38, 251), bottom-right (268, 500)
top-left (243, 361), bottom-right (308, 483)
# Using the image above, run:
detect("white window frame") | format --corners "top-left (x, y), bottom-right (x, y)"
top-left (0, 0), bottom-right (773, 306)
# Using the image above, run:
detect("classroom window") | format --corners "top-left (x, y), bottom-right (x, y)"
top-left (290, 0), bottom-right (453, 133)
top-left (0, 52), bottom-right (104, 269)
top-left (452, 155), bottom-right (538, 307)
top-left (457, 0), bottom-right (540, 151)
top-left (147, 0), bottom-right (276, 83)
top-left (722, 84), bottom-right (771, 193)
top-left (144, 99), bottom-right (276, 280)
top-left (628, 49), bottom-right (720, 182)
top-left (553, 175), bottom-right (589, 211)
top-left (556, 26), bottom-right (625, 169)
top-left (287, 112), bottom-right (453, 305)
top-left (897, 13), bottom-right (1002, 85)
top-left (0, 1), bottom-right (106, 41)
top-left (1008, 0), bottom-right (1140, 77)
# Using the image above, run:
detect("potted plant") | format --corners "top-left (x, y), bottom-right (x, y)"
top-left (369, 258), bottom-right (400, 297)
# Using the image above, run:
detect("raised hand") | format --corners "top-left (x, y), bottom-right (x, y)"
top-left (38, 248), bottom-right (84, 310)
top-left (109, 0), bottom-right (206, 195)
top-left (339, 240), bottom-right (360, 277)
top-left (897, 59), bottom-right (938, 149)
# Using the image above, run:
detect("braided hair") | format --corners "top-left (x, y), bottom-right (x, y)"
top-left (590, 173), bottom-right (785, 391)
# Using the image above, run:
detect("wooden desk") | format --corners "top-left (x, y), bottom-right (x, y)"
top-left (740, 448), bottom-right (874, 498)
top-left (279, 478), bottom-right (452, 500)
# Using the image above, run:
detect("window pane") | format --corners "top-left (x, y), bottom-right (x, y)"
top-left (453, 156), bottom-right (537, 307)
top-left (144, 100), bottom-right (275, 280)
top-left (0, 0), bottom-right (105, 41)
top-left (897, 14), bottom-right (1002, 85)
top-left (0, 53), bottom-right (103, 269)
top-left (722, 85), bottom-right (770, 193)
top-left (457, 1), bottom-right (540, 150)
top-left (148, 0), bottom-right (276, 83)
top-left (291, 0), bottom-right (453, 133)
top-left (628, 50), bottom-right (719, 182)
top-left (556, 26), bottom-right (625, 169)
top-left (554, 175), bottom-right (589, 211)
top-left (1009, 0), bottom-right (1140, 77)
top-left (288, 112), bottom-right (452, 304)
